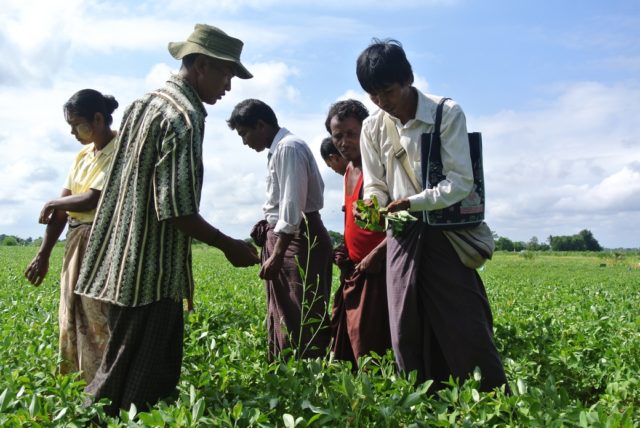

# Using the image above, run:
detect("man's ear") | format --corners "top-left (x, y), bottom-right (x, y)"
top-left (193, 54), bottom-right (208, 75)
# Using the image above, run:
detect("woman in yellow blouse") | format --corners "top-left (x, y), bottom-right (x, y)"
top-left (24, 89), bottom-right (118, 383)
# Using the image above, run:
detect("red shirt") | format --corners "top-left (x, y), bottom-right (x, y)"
top-left (344, 167), bottom-right (386, 263)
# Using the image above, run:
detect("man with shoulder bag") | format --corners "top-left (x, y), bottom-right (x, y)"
top-left (356, 38), bottom-right (508, 392)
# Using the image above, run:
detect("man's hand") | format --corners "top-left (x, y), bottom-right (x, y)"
top-left (355, 239), bottom-right (387, 274)
top-left (223, 239), bottom-right (260, 267)
top-left (259, 232), bottom-right (293, 280)
top-left (259, 253), bottom-right (284, 280)
top-left (386, 198), bottom-right (410, 213)
top-left (170, 213), bottom-right (260, 267)
top-left (24, 253), bottom-right (49, 286)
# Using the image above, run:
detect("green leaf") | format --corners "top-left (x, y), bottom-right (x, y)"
top-left (401, 391), bottom-right (424, 408)
top-left (232, 400), bottom-right (242, 420)
top-left (283, 413), bottom-right (295, 428)
top-left (301, 400), bottom-right (329, 415)
top-left (306, 414), bottom-right (322, 425)
top-left (579, 410), bottom-right (588, 427)
top-left (473, 367), bottom-right (482, 381)
top-left (28, 394), bottom-right (39, 418)
top-left (52, 407), bottom-right (68, 422)
top-left (138, 412), bottom-right (160, 426)
top-left (189, 385), bottom-right (196, 407)
top-left (128, 402), bottom-right (138, 421)
top-left (0, 388), bottom-right (11, 412)
top-left (192, 397), bottom-right (205, 422)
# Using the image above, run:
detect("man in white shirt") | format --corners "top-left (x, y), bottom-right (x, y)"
top-left (228, 99), bottom-right (332, 359)
top-left (356, 39), bottom-right (508, 392)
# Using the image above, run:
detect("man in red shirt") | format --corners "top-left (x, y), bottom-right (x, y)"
top-left (325, 99), bottom-right (391, 366)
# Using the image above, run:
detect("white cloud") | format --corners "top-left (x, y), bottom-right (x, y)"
top-left (553, 162), bottom-right (640, 213)
top-left (414, 74), bottom-right (430, 93)
top-left (472, 81), bottom-right (640, 247)
top-left (223, 61), bottom-right (301, 107)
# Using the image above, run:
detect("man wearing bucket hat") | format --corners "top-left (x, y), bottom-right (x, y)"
top-left (75, 24), bottom-right (259, 416)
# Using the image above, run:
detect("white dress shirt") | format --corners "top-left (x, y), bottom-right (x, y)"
top-left (264, 127), bottom-right (325, 234)
top-left (360, 90), bottom-right (474, 212)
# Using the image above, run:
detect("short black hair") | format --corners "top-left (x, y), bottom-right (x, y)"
top-left (324, 99), bottom-right (369, 133)
top-left (227, 98), bottom-right (279, 129)
top-left (63, 89), bottom-right (119, 126)
top-left (320, 137), bottom-right (341, 160)
top-left (356, 38), bottom-right (414, 94)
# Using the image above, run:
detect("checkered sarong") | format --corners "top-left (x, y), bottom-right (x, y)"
top-left (85, 298), bottom-right (183, 415)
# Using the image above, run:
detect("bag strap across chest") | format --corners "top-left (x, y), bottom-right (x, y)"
top-left (382, 113), bottom-right (422, 193)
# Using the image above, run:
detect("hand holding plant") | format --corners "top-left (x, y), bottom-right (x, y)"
top-left (355, 195), bottom-right (417, 236)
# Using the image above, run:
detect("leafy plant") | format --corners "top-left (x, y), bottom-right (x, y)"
top-left (355, 195), bottom-right (418, 236)
top-left (354, 195), bottom-right (386, 232)
top-left (1, 247), bottom-right (639, 426)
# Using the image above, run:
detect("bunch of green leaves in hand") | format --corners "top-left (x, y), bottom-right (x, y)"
top-left (355, 196), bottom-right (417, 235)
top-left (355, 196), bottom-right (386, 232)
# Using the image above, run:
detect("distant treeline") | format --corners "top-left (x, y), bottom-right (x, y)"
top-left (495, 229), bottom-right (605, 252)
top-left (0, 235), bottom-right (45, 247)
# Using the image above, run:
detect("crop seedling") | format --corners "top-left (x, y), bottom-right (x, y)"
top-left (1, 246), bottom-right (639, 426)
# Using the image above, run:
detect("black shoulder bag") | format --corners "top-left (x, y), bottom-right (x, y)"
top-left (420, 97), bottom-right (485, 228)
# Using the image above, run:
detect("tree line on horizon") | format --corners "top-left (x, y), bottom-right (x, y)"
top-left (494, 229), bottom-right (604, 252)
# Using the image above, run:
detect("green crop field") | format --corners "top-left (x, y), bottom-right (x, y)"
top-left (1, 246), bottom-right (639, 427)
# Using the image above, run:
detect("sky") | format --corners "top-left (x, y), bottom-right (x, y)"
top-left (1, 0), bottom-right (639, 249)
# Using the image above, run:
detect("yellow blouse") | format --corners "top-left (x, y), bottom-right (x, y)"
top-left (63, 136), bottom-right (116, 223)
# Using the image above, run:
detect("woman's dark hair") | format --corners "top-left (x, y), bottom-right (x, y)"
top-left (320, 137), bottom-right (341, 160)
top-left (63, 89), bottom-right (119, 126)
top-left (356, 38), bottom-right (414, 94)
top-left (324, 99), bottom-right (369, 133)
top-left (227, 98), bottom-right (279, 129)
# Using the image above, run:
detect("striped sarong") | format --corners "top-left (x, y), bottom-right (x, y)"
top-left (253, 212), bottom-right (332, 360)
top-left (386, 220), bottom-right (508, 391)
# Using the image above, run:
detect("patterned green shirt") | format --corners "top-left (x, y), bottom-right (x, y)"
top-left (75, 75), bottom-right (207, 307)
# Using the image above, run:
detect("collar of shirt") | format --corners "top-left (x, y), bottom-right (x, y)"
top-left (79, 135), bottom-right (117, 161)
top-left (166, 74), bottom-right (208, 119)
top-left (267, 127), bottom-right (291, 159)
top-left (387, 89), bottom-right (438, 129)
top-left (97, 135), bottom-right (117, 157)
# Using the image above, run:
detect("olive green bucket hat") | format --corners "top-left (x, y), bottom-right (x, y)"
top-left (168, 24), bottom-right (253, 79)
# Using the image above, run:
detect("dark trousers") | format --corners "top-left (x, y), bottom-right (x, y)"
top-left (85, 298), bottom-right (184, 416)
top-left (386, 221), bottom-right (507, 391)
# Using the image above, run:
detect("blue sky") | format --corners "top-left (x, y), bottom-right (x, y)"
top-left (1, 0), bottom-right (639, 248)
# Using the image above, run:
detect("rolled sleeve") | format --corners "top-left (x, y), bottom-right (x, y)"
top-left (408, 103), bottom-right (474, 211)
